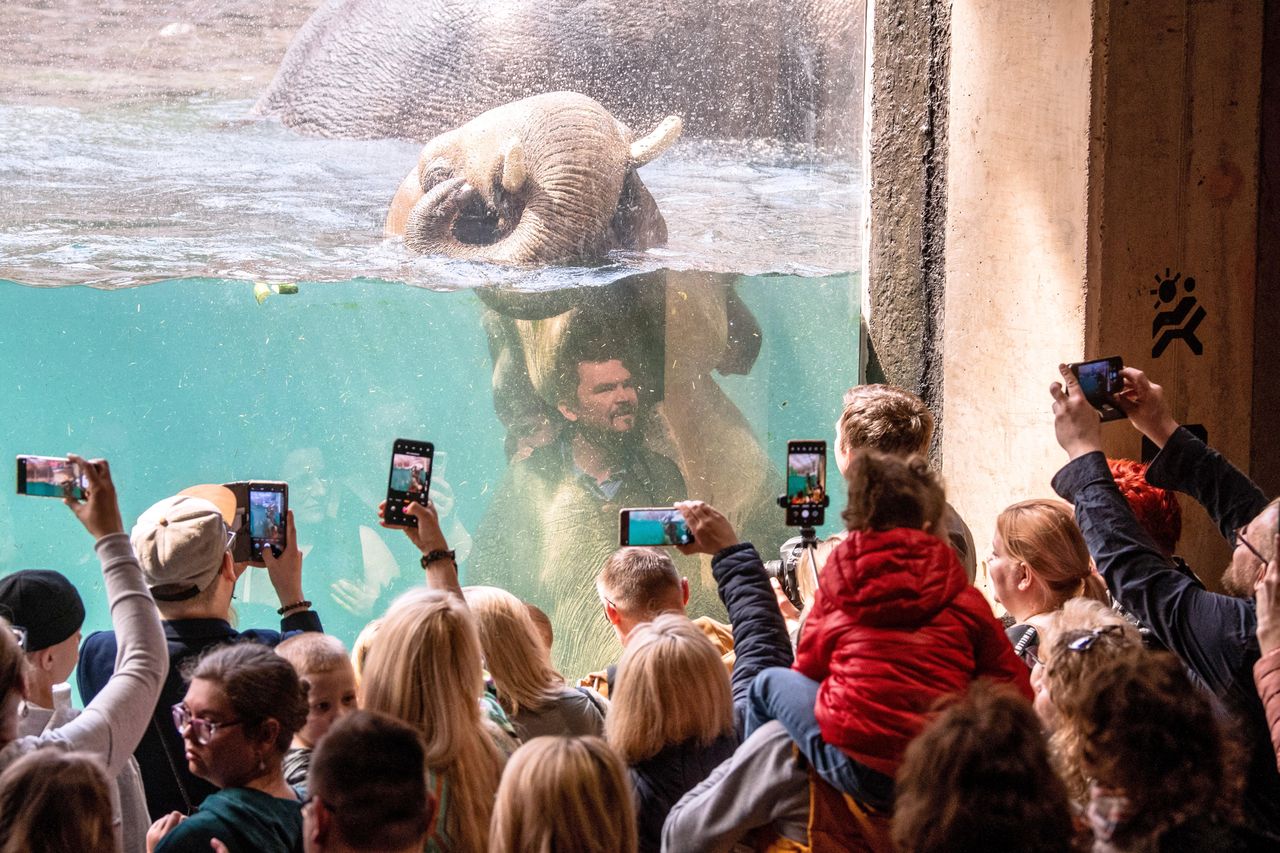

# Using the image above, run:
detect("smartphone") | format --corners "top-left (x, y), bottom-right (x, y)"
top-left (385, 439), bottom-right (434, 528)
top-left (785, 440), bottom-right (827, 527)
top-left (247, 481), bottom-right (288, 560)
top-left (619, 507), bottom-right (694, 547)
top-left (1068, 356), bottom-right (1125, 422)
top-left (15, 455), bottom-right (87, 500)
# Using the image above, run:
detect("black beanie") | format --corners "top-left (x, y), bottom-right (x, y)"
top-left (0, 570), bottom-right (86, 652)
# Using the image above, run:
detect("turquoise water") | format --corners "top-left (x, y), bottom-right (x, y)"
top-left (1, 94), bottom-right (861, 676)
top-left (0, 273), bottom-right (859, 672)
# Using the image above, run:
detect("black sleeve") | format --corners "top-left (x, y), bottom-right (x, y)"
top-left (1052, 451), bottom-right (1256, 697)
top-left (1144, 426), bottom-right (1269, 543)
top-left (711, 543), bottom-right (794, 719)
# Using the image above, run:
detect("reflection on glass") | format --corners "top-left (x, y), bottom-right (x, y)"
top-left (0, 1), bottom-right (864, 679)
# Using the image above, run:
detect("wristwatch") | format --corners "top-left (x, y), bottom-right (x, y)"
top-left (420, 549), bottom-right (456, 569)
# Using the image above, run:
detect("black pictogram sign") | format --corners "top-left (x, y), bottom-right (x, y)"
top-left (1149, 269), bottom-right (1205, 357)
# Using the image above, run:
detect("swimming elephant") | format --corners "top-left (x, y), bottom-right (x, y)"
top-left (254, 0), bottom-right (864, 152)
top-left (383, 92), bottom-right (680, 265)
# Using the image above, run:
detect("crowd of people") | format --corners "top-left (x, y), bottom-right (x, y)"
top-left (1, 362), bottom-right (1279, 853)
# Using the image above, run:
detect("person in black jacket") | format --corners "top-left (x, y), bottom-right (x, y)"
top-left (605, 500), bottom-right (794, 853)
top-left (1049, 364), bottom-right (1280, 839)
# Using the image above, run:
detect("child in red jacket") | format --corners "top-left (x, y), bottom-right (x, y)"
top-left (744, 451), bottom-right (1033, 809)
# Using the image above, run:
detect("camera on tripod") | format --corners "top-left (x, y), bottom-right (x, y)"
top-left (764, 536), bottom-right (809, 612)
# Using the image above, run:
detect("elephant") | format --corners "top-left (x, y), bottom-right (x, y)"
top-left (253, 0), bottom-right (864, 153)
top-left (383, 91), bottom-right (681, 265)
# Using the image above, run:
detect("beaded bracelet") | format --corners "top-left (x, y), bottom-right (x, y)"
top-left (277, 599), bottom-right (312, 615)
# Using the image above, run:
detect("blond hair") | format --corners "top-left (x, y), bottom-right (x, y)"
top-left (837, 384), bottom-right (934, 458)
top-left (0, 750), bottom-right (113, 853)
top-left (997, 499), bottom-right (1108, 610)
top-left (350, 617), bottom-right (383, 688)
top-left (489, 736), bottom-right (637, 853)
top-left (464, 586), bottom-right (566, 716)
top-left (1040, 598), bottom-right (1143, 802)
top-left (606, 614), bottom-right (734, 763)
top-left (596, 547), bottom-right (682, 618)
top-left (276, 632), bottom-right (350, 677)
top-left (359, 589), bottom-right (503, 853)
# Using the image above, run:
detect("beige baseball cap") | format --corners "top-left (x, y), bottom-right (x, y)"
top-left (131, 489), bottom-right (234, 601)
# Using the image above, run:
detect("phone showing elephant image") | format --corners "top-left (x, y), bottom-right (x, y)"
top-left (619, 507), bottom-right (693, 547)
top-left (385, 439), bottom-right (434, 528)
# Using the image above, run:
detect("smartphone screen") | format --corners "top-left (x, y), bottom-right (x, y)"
top-left (619, 508), bottom-right (694, 547)
top-left (786, 440), bottom-right (827, 526)
top-left (16, 455), bottom-right (87, 500)
top-left (385, 439), bottom-right (434, 528)
top-left (1069, 356), bottom-right (1125, 422)
top-left (248, 483), bottom-right (287, 559)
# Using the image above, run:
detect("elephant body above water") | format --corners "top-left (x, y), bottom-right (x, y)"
top-left (254, 0), bottom-right (864, 152)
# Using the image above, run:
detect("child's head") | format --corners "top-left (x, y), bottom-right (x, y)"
top-left (276, 633), bottom-right (357, 749)
top-left (842, 450), bottom-right (945, 533)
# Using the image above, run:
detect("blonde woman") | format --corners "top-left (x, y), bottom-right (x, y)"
top-left (607, 615), bottom-right (739, 853)
top-left (986, 498), bottom-right (1109, 666)
top-left (489, 736), bottom-right (636, 853)
top-left (360, 588), bottom-right (505, 853)
top-left (460, 584), bottom-right (604, 737)
top-left (463, 586), bottom-right (606, 740)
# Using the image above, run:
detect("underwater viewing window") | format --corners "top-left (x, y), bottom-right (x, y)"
top-left (0, 0), bottom-right (867, 677)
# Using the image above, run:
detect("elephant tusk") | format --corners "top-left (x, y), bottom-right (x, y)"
top-left (500, 137), bottom-right (526, 193)
top-left (630, 115), bottom-right (683, 166)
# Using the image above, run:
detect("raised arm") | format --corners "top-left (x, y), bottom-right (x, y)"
top-left (44, 457), bottom-right (167, 778)
top-left (676, 502), bottom-right (793, 710)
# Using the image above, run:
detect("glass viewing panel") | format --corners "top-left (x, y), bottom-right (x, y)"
top-left (0, 0), bottom-right (866, 677)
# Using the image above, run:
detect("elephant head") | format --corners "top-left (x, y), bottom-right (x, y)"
top-left (384, 92), bottom-right (682, 265)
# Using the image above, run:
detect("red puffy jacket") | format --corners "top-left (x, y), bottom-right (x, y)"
top-left (795, 527), bottom-right (1032, 776)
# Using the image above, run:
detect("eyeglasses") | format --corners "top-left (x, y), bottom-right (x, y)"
top-left (225, 527), bottom-right (237, 554)
top-left (1235, 525), bottom-right (1266, 565)
top-left (172, 703), bottom-right (242, 746)
top-left (8, 626), bottom-right (26, 652)
top-left (1065, 624), bottom-right (1124, 653)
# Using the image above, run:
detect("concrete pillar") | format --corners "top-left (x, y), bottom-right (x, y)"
top-left (936, 1), bottom-right (1262, 585)
top-left (940, 0), bottom-right (1094, 568)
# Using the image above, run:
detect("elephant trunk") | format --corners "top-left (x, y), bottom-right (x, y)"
top-left (404, 104), bottom-right (630, 266)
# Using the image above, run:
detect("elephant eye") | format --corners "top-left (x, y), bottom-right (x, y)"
top-left (419, 160), bottom-right (453, 192)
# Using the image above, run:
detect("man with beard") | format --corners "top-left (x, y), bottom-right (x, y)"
top-left (1049, 363), bottom-right (1280, 840)
top-left (470, 342), bottom-right (687, 677)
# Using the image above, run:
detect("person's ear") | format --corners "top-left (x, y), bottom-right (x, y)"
top-left (34, 648), bottom-right (55, 673)
top-left (680, 578), bottom-right (691, 608)
top-left (307, 797), bottom-right (331, 847)
top-left (1015, 564), bottom-right (1035, 593)
top-left (603, 599), bottom-right (621, 626)
top-left (257, 718), bottom-right (281, 749)
top-left (557, 401), bottom-right (579, 422)
top-left (221, 550), bottom-right (239, 582)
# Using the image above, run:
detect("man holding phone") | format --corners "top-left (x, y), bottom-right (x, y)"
top-left (1050, 364), bottom-right (1280, 839)
top-left (78, 487), bottom-right (323, 820)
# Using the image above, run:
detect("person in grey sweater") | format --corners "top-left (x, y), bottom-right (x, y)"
top-left (0, 455), bottom-right (167, 853)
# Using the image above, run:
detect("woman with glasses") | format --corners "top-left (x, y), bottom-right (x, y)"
top-left (985, 498), bottom-right (1109, 667)
top-left (0, 455), bottom-right (167, 853)
top-left (1029, 598), bottom-right (1143, 808)
top-left (148, 643), bottom-right (308, 853)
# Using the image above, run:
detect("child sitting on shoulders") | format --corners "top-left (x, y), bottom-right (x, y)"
top-left (275, 633), bottom-right (358, 787)
top-left (745, 451), bottom-right (1032, 810)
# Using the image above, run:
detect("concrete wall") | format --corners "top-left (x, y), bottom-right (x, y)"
top-left (940, 1), bottom-right (1094, 565)
top-left (1089, 0), bottom-right (1262, 581)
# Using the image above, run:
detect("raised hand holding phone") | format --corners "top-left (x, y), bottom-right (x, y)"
top-left (384, 439), bottom-right (434, 528)
top-left (674, 501), bottom-right (739, 556)
top-left (63, 454), bottom-right (124, 540)
top-left (1051, 363), bottom-right (1104, 460)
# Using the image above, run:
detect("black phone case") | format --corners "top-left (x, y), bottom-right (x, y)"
top-left (385, 441), bottom-right (433, 528)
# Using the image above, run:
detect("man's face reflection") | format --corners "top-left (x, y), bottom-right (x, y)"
top-left (561, 359), bottom-right (639, 438)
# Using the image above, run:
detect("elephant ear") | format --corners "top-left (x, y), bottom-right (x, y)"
top-left (630, 115), bottom-right (683, 166)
